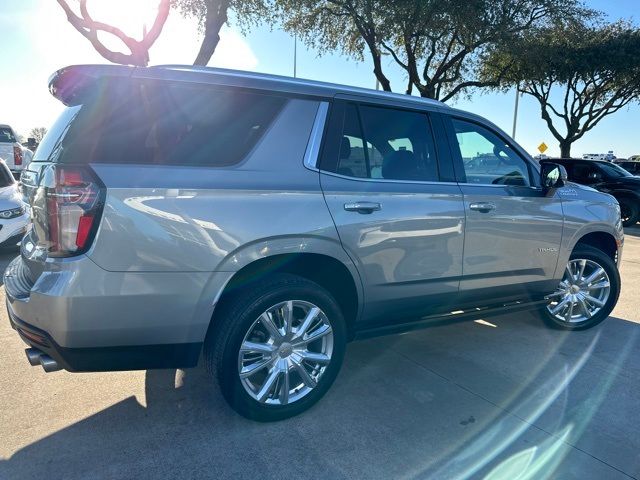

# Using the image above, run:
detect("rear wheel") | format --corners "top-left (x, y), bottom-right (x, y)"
top-left (541, 245), bottom-right (620, 330)
top-left (204, 274), bottom-right (346, 421)
top-left (619, 199), bottom-right (639, 227)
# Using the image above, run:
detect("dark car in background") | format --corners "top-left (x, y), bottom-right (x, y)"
top-left (615, 160), bottom-right (640, 176)
top-left (544, 158), bottom-right (640, 226)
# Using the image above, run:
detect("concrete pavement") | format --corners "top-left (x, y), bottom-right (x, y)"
top-left (1, 228), bottom-right (639, 479)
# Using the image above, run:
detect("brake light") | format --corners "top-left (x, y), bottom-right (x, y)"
top-left (42, 165), bottom-right (105, 257)
top-left (13, 146), bottom-right (22, 166)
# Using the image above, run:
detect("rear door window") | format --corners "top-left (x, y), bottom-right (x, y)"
top-left (330, 103), bottom-right (439, 182)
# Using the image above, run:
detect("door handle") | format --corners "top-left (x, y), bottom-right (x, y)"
top-left (469, 202), bottom-right (496, 213)
top-left (344, 202), bottom-right (381, 214)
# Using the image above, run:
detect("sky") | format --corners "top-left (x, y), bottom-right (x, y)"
top-left (1, 0), bottom-right (639, 158)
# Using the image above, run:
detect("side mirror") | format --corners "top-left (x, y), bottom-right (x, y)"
top-left (541, 162), bottom-right (567, 189)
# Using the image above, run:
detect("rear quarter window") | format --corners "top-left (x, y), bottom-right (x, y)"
top-left (40, 78), bottom-right (287, 167)
top-left (0, 127), bottom-right (16, 143)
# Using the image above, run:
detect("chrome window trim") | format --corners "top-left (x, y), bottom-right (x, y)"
top-left (457, 183), bottom-right (543, 191)
top-left (303, 102), bottom-right (329, 171)
top-left (320, 171), bottom-right (545, 190)
top-left (319, 170), bottom-right (460, 187)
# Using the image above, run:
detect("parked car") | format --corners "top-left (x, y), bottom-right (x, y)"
top-left (0, 124), bottom-right (27, 175)
top-left (583, 152), bottom-right (616, 162)
top-left (0, 159), bottom-right (29, 249)
top-left (615, 160), bottom-right (640, 176)
top-left (7, 65), bottom-right (623, 421)
top-left (543, 158), bottom-right (639, 226)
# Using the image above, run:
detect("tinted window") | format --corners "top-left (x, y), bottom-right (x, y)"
top-left (453, 119), bottom-right (531, 186)
top-left (334, 104), bottom-right (438, 182)
top-left (337, 105), bottom-right (369, 178)
top-left (0, 127), bottom-right (16, 143)
top-left (597, 162), bottom-right (632, 178)
top-left (571, 162), bottom-right (600, 182)
top-left (33, 106), bottom-right (81, 162)
top-left (619, 162), bottom-right (640, 174)
top-left (0, 161), bottom-right (15, 187)
top-left (39, 79), bottom-right (286, 167)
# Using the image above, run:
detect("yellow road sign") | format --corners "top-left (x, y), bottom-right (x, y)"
top-left (538, 142), bottom-right (548, 154)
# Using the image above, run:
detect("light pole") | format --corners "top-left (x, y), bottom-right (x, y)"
top-left (293, 33), bottom-right (297, 78)
top-left (512, 83), bottom-right (520, 139)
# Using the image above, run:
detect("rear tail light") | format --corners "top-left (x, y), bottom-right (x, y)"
top-left (40, 165), bottom-right (105, 257)
top-left (13, 146), bottom-right (22, 166)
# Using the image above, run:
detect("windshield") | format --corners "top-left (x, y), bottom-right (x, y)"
top-left (598, 162), bottom-right (632, 178)
top-left (0, 127), bottom-right (16, 143)
top-left (0, 161), bottom-right (15, 187)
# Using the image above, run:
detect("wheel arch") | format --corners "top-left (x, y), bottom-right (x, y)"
top-left (611, 190), bottom-right (640, 203)
top-left (211, 252), bottom-right (363, 340)
top-left (573, 231), bottom-right (619, 262)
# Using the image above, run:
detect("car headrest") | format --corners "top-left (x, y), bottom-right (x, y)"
top-left (382, 150), bottom-right (420, 181)
top-left (339, 137), bottom-right (351, 160)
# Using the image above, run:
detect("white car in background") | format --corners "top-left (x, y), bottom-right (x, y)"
top-left (583, 152), bottom-right (616, 162)
top-left (0, 124), bottom-right (29, 175)
top-left (0, 159), bottom-right (29, 249)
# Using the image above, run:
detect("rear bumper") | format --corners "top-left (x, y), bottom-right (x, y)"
top-left (4, 255), bottom-right (234, 371)
top-left (7, 305), bottom-right (201, 371)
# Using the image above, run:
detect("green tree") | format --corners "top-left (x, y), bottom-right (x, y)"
top-left (275, 0), bottom-right (588, 101)
top-left (172, 0), bottom-right (267, 65)
top-left (486, 20), bottom-right (640, 157)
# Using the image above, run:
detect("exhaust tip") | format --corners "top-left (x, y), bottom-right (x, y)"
top-left (39, 354), bottom-right (61, 373)
top-left (25, 348), bottom-right (43, 366)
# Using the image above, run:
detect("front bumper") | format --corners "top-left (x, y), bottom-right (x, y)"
top-left (0, 212), bottom-right (29, 247)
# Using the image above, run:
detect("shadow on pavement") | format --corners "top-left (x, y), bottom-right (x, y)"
top-left (1, 312), bottom-right (639, 480)
top-left (624, 226), bottom-right (640, 238)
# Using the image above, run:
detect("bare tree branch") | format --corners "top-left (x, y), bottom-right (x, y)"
top-left (56, 0), bottom-right (170, 66)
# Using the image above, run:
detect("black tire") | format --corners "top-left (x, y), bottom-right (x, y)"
top-left (619, 198), bottom-right (639, 227)
top-left (204, 273), bottom-right (347, 422)
top-left (540, 244), bottom-right (620, 331)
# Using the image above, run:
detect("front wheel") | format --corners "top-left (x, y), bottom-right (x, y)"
top-left (540, 245), bottom-right (620, 330)
top-left (619, 199), bottom-right (639, 227)
top-left (204, 274), bottom-right (346, 421)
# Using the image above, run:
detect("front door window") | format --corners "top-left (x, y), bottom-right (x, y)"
top-left (452, 119), bottom-right (531, 186)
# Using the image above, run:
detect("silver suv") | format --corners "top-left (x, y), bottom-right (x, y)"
top-left (6, 65), bottom-right (623, 421)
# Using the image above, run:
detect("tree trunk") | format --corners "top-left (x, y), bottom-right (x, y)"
top-left (418, 86), bottom-right (437, 99)
top-left (194, 31), bottom-right (222, 66)
top-left (371, 52), bottom-right (391, 91)
top-left (193, 0), bottom-right (230, 66)
top-left (559, 141), bottom-right (572, 159)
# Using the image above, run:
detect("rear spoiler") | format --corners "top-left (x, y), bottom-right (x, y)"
top-left (48, 64), bottom-right (135, 106)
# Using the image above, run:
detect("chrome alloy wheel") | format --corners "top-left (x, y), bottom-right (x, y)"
top-left (546, 259), bottom-right (611, 323)
top-left (238, 300), bottom-right (334, 405)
